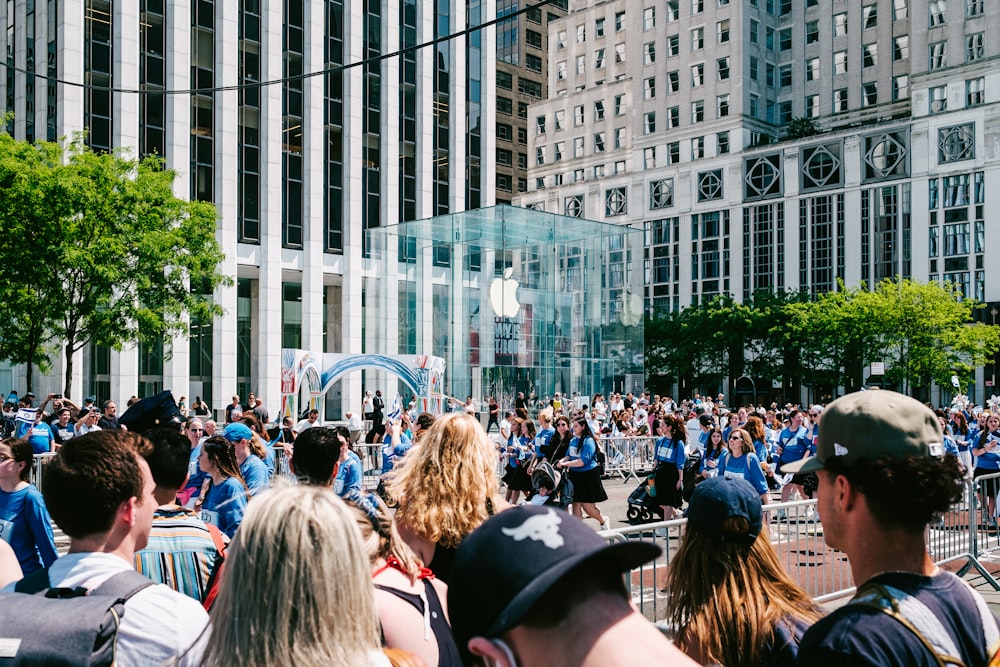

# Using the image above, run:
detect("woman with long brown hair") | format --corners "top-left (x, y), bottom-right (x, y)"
top-left (667, 477), bottom-right (823, 666)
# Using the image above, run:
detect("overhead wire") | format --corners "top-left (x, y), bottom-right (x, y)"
top-left (4, 0), bottom-right (561, 96)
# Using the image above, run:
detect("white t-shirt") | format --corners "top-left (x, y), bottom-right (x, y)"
top-left (1, 552), bottom-right (208, 667)
top-left (295, 419), bottom-right (319, 433)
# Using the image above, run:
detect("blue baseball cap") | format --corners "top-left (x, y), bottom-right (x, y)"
top-left (222, 422), bottom-right (254, 442)
top-left (685, 476), bottom-right (762, 544)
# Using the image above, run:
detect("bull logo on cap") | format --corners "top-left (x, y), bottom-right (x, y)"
top-left (501, 508), bottom-right (565, 549)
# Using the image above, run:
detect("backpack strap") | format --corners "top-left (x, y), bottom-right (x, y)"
top-left (850, 575), bottom-right (1000, 667)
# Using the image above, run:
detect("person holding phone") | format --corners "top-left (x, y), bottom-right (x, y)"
top-left (972, 414), bottom-right (1000, 528)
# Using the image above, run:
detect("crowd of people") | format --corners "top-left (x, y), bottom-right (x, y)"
top-left (2, 384), bottom-right (1000, 666)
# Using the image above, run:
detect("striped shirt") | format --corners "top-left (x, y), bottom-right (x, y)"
top-left (134, 506), bottom-right (219, 603)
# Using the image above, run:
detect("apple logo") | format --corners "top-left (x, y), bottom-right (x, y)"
top-left (620, 288), bottom-right (644, 327)
top-left (489, 268), bottom-right (521, 318)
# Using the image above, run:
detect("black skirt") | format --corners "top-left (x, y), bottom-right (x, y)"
top-left (568, 466), bottom-right (608, 503)
top-left (503, 464), bottom-right (532, 492)
top-left (653, 463), bottom-right (683, 508)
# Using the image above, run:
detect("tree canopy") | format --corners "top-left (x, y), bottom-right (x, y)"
top-left (0, 133), bottom-right (228, 393)
top-left (646, 279), bottom-right (1000, 400)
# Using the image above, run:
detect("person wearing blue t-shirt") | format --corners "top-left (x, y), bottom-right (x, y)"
top-left (776, 410), bottom-right (814, 505)
top-left (652, 415), bottom-right (687, 520)
top-left (717, 428), bottom-right (770, 504)
top-left (334, 426), bottom-right (364, 498)
top-left (972, 414), bottom-right (1000, 527)
top-left (198, 437), bottom-right (249, 539)
top-left (700, 428), bottom-right (727, 480)
top-left (556, 418), bottom-right (610, 530)
top-left (0, 438), bottom-right (58, 574)
top-left (532, 410), bottom-right (556, 463)
top-left (223, 422), bottom-right (269, 497)
top-left (24, 417), bottom-right (54, 455)
top-left (381, 420), bottom-right (413, 475)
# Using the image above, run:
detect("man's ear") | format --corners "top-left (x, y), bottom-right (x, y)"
top-left (117, 496), bottom-right (138, 528)
top-left (467, 637), bottom-right (513, 667)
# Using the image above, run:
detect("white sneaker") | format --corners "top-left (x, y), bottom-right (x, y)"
top-left (654, 527), bottom-right (668, 538)
top-left (601, 516), bottom-right (611, 531)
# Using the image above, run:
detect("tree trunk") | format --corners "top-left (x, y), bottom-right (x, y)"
top-left (63, 339), bottom-right (76, 399)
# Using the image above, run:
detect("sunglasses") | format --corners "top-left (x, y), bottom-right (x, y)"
top-left (729, 435), bottom-right (743, 441)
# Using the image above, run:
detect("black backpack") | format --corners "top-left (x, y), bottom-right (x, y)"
top-left (0, 567), bottom-right (154, 666)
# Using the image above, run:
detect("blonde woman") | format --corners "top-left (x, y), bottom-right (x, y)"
top-left (203, 484), bottom-right (391, 666)
top-left (387, 413), bottom-right (507, 583)
top-left (345, 490), bottom-right (462, 667)
top-left (666, 477), bottom-right (823, 666)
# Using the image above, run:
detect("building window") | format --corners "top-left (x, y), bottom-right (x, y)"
top-left (644, 147), bottom-right (656, 169)
top-left (556, 61), bottom-right (566, 80)
top-left (644, 42), bottom-right (656, 65)
top-left (519, 78), bottom-right (542, 97)
top-left (929, 0), bottom-right (946, 26)
top-left (692, 0), bottom-right (704, 14)
top-left (553, 141), bottom-right (564, 161)
top-left (691, 136), bottom-right (705, 159)
top-left (518, 101), bottom-right (528, 119)
top-left (805, 21), bottom-right (818, 44)
top-left (892, 75), bottom-right (909, 101)
top-left (574, 136), bottom-right (585, 158)
top-left (804, 59), bottom-right (819, 82)
top-left (615, 43), bottom-right (626, 63)
top-left (862, 81), bottom-right (878, 106)
top-left (557, 29), bottom-right (567, 48)
top-left (595, 48), bottom-right (605, 68)
top-left (667, 106), bottom-right (680, 128)
top-left (595, 100), bottom-right (605, 120)
top-left (692, 100), bottom-right (704, 123)
top-left (525, 54), bottom-right (542, 72)
top-left (717, 131), bottom-right (730, 154)
top-left (497, 174), bottom-right (512, 192)
top-left (665, 34), bottom-right (679, 58)
top-left (967, 0), bottom-right (984, 17)
top-left (779, 27), bottom-right (792, 51)
top-left (833, 12), bottom-right (847, 37)
top-left (614, 94), bottom-right (625, 115)
top-left (718, 57), bottom-right (730, 80)
top-left (834, 51), bottom-right (847, 74)
top-left (967, 77), bottom-right (985, 106)
top-left (668, 142), bottom-right (680, 164)
top-left (575, 54), bottom-right (585, 75)
top-left (536, 146), bottom-right (545, 165)
top-left (691, 26), bottom-right (704, 50)
top-left (967, 33), bottom-right (984, 62)
top-left (573, 168), bottom-right (584, 182)
top-left (650, 178), bottom-right (674, 209)
top-left (717, 94), bottom-right (729, 117)
top-left (606, 187), bottom-right (628, 216)
top-left (833, 89), bottom-right (848, 112)
top-left (565, 195), bottom-right (584, 218)
top-left (862, 4), bottom-right (877, 29)
top-left (614, 127), bottom-right (626, 149)
top-left (750, 57), bottom-right (758, 81)
top-left (893, 36), bottom-right (909, 62)
top-left (938, 124), bottom-right (975, 163)
top-left (718, 19), bottom-right (729, 43)
top-left (525, 30), bottom-right (542, 49)
top-left (698, 169), bottom-right (723, 201)
top-left (576, 23), bottom-right (586, 43)
top-left (667, 70), bottom-right (679, 92)
top-left (644, 111), bottom-right (656, 133)
top-left (594, 132), bottom-right (606, 152)
top-left (750, 19), bottom-right (759, 44)
top-left (929, 41), bottom-right (947, 70)
top-left (644, 77), bottom-right (656, 99)
top-left (497, 71), bottom-right (512, 90)
top-left (497, 97), bottom-right (513, 115)
top-left (615, 11), bottom-right (625, 31)
top-left (595, 17), bottom-right (605, 37)
top-left (862, 43), bottom-right (878, 68)
top-left (801, 144), bottom-right (842, 190)
top-left (667, 0), bottom-right (679, 21)
top-left (691, 63), bottom-right (704, 87)
top-left (893, 0), bottom-right (908, 20)
top-left (929, 85), bottom-right (947, 113)
top-left (643, 6), bottom-right (655, 29)
top-left (864, 131), bottom-right (908, 181)
top-left (806, 95), bottom-right (820, 118)
top-left (744, 154), bottom-right (782, 200)
top-left (497, 123), bottom-right (512, 141)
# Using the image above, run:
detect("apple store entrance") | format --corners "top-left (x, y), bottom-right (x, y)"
top-left (364, 205), bottom-right (645, 410)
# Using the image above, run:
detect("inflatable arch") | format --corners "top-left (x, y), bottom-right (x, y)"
top-left (280, 349), bottom-right (447, 420)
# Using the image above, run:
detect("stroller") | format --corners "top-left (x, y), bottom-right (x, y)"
top-left (529, 461), bottom-right (574, 509)
top-left (626, 468), bottom-right (665, 525)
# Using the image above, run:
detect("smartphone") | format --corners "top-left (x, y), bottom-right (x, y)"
top-left (53, 393), bottom-right (62, 399)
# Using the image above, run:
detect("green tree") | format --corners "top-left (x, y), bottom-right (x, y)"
top-left (0, 134), bottom-right (229, 394)
top-left (783, 117), bottom-right (823, 140)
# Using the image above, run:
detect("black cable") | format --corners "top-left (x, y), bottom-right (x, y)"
top-left (5, 0), bottom-right (560, 96)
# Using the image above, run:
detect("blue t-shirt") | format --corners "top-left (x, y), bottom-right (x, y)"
top-left (777, 427), bottom-right (813, 466)
top-left (334, 454), bottom-right (363, 497)
top-left (262, 444), bottom-right (276, 478)
top-left (975, 430), bottom-right (1000, 470)
top-left (567, 436), bottom-right (599, 472)
top-left (0, 484), bottom-right (58, 574)
top-left (26, 422), bottom-right (54, 455)
top-left (534, 427), bottom-right (555, 458)
top-left (239, 455), bottom-right (269, 497)
top-left (718, 451), bottom-right (769, 495)
top-left (381, 433), bottom-right (413, 474)
top-left (201, 477), bottom-right (248, 539)
top-left (654, 437), bottom-right (686, 470)
top-left (754, 439), bottom-right (770, 462)
top-left (701, 448), bottom-right (726, 474)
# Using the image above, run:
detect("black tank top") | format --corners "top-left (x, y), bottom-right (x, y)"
top-left (374, 580), bottom-right (463, 667)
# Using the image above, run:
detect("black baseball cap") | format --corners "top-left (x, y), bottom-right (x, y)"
top-left (447, 506), bottom-right (660, 652)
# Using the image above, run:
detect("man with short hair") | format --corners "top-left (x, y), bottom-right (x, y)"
top-left (448, 506), bottom-right (696, 666)
top-left (290, 426), bottom-right (342, 487)
top-left (98, 400), bottom-right (122, 430)
top-left (51, 407), bottom-right (75, 445)
top-left (251, 395), bottom-right (269, 425)
top-left (346, 411), bottom-right (363, 445)
top-left (134, 427), bottom-right (220, 603)
top-left (203, 419), bottom-right (217, 437)
top-left (224, 395), bottom-right (241, 424)
top-left (2, 430), bottom-right (208, 664)
top-left (788, 390), bottom-right (998, 667)
top-left (294, 409), bottom-right (320, 435)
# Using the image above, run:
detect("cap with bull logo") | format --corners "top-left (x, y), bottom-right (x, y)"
top-left (447, 505), bottom-right (660, 654)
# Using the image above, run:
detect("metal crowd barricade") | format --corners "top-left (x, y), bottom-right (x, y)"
top-left (355, 443), bottom-right (384, 490)
top-left (30, 453), bottom-right (57, 494)
top-left (602, 477), bottom-right (1000, 621)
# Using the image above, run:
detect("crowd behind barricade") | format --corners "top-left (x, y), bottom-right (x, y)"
top-left (2, 384), bottom-right (1000, 666)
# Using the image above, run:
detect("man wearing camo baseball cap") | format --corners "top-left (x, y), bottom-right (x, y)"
top-left (789, 390), bottom-right (999, 666)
